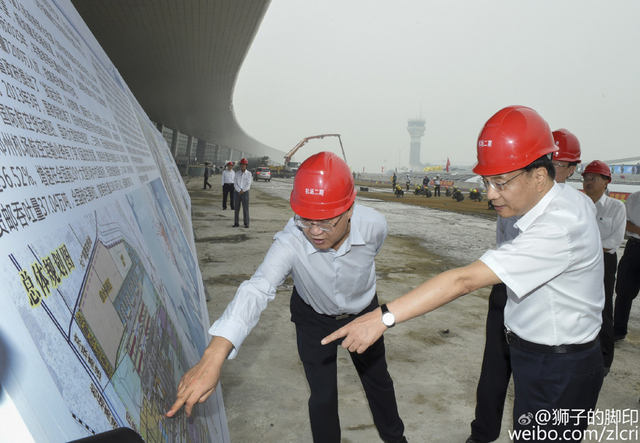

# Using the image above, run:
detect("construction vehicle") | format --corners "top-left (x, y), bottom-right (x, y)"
top-left (279, 134), bottom-right (347, 178)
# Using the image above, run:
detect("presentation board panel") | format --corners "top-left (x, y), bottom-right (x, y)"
top-left (0, 0), bottom-right (228, 441)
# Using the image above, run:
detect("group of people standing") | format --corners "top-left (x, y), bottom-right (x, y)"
top-left (393, 172), bottom-right (441, 196)
top-left (466, 125), bottom-right (637, 443)
top-left (169, 105), bottom-right (640, 443)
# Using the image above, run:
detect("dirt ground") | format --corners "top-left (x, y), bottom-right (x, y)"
top-left (186, 177), bottom-right (640, 443)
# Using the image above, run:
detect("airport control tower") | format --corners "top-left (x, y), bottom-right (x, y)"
top-left (407, 117), bottom-right (426, 170)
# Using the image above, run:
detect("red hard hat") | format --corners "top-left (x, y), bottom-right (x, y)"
top-left (226, 161), bottom-right (233, 166)
top-left (473, 106), bottom-right (558, 176)
top-left (552, 128), bottom-right (581, 163)
top-left (240, 158), bottom-right (249, 164)
top-left (290, 151), bottom-right (356, 219)
top-left (582, 160), bottom-right (611, 181)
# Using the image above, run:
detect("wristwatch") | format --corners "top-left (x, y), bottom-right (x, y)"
top-left (380, 304), bottom-right (396, 328)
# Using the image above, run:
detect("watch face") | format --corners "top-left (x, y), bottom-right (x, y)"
top-left (382, 312), bottom-right (395, 326)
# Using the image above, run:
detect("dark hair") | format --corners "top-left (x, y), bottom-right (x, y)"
top-left (524, 154), bottom-right (555, 180)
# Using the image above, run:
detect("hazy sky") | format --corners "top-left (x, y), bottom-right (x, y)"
top-left (234, 0), bottom-right (640, 173)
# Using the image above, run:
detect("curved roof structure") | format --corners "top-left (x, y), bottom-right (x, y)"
top-left (71, 0), bottom-right (283, 159)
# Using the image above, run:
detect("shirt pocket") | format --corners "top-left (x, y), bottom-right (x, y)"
top-left (347, 263), bottom-right (375, 297)
top-left (597, 216), bottom-right (614, 238)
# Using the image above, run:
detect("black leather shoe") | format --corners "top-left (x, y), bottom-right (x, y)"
top-left (383, 436), bottom-right (407, 443)
top-left (232, 224), bottom-right (239, 227)
top-left (465, 437), bottom-right (487, 443)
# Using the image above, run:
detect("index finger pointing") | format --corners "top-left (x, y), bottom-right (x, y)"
top-left (166, 396), bottom-right (187, 418)
top-left (321, 327), bottom-right (347, 345)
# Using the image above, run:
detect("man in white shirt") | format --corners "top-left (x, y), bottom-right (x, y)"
top-left (582, 160), bottom-right (626, 374)
top-left (613, 190), bottom-right (640, 340)
top-left (221, 161), bottom-right (235, 210)
top-left (466, 127), bottom-right (583, 443)
top-left (434, 175), bottom-right (441, 197)
top-left (167, 152), bottom-right (407, 443)
top-left (326, 106), bottom-right (605, 442)
top-left (233, 158), bottom-right (252, 228)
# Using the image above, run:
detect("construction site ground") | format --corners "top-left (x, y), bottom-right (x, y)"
top-left (186, 176), bottom-right (639, 443)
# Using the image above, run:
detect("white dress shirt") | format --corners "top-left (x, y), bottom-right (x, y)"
top-left (234, 169), bottom-right (252, 193)
top-left (625, 191), bottom-right (640, 240)
top-left (209, 204), bottom-right (387, 358)
top-left (593, 193), bottom-right (626, 253)
top-left (221, 169), bottom-right (235, 185)
top-left (480, 183), bottom-right (604, 346)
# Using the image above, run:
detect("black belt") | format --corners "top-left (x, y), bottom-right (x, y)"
top-left (628, 236), bottom-right (640, 244)
top-left (504, 330), bottom-right (598, 354)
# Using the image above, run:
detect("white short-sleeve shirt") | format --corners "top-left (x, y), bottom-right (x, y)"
top-left (480, 183), bottom-right (604, 346)
top-left (594, 193), bottom-right (626, 253)
top-left (625, 191), bottom-right (640, 240)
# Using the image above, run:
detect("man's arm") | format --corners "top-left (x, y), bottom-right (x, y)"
top-left (322, 260), bottom-right (501, 354)
top-left (626, 220), bottom-right (640, 236)
top-left (166, 336), bottom-right (233, 417)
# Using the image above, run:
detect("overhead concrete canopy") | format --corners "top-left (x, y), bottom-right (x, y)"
top-left (71, 0), bottom-right (283, 160)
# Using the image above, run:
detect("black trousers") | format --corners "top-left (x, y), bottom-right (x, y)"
top-left (510, 343), bottom-right (603, 442)
top-left (222, 183), bottom-right (234, 209)
top-left (290, 289), bottom-right (405, 443)
top-left (600, 252), bottom-right (617, 368)
top-left (470, 283), bottom-right (511, 442)
top-left (614, 238), bottom-right (640, 337)
top-left (234, 190), bottom-right (249, 227)
top-left (203, 175), bottom-right (211, 189)
top-left (434, 185), bottom-right (440, 196)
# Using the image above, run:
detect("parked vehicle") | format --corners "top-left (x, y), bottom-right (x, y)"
top-left (254, 167), bottom-right (271, 181)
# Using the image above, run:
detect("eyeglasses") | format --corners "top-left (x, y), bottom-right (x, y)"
top-left (481, 170), bottom-right (526, 192)
top-left (581, 176), bottom-right (603, 183)
top-left (552, 162), bottom-right (568, 169)
top-left (294, 213), bottom-right (343, 232)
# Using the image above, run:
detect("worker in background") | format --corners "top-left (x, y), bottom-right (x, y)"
top-left (392, 172), bottom-right (397, 189)
top-left (405, 173), bottom-right (411, 191)
top-left (465, 127), bottom-right (583, 443)
top-left (167, 152), bottom-right (408, 443)
top-left (613, 190), bottom-right (640, 341)
top-left (203, 162), bottom-right (212, 190)
top-left (221, 161), bottom-right (235, 210)
top-left (324, 106), bottom-right (604, 443)
top-left (423, 175), bottom-right (429, 193)
top-left (233, 158), bottom-right (251, 228)
top-left (582, 160), bottom-right (626, 375)
top-left (550, 129), bottom-right (582, 183)
top-left (434, 175), bottom-right (441, 197)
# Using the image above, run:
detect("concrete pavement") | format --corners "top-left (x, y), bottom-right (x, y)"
top-left (186, 176), bottom-right (640, 443)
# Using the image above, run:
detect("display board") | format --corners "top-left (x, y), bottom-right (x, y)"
top-left (0, 0), bottom-right (228, 441)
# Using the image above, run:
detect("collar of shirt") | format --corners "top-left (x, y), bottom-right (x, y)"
top-left (513, 182), bottom-right (562, 233)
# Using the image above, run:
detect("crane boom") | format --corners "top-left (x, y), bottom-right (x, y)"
top-left (284, 134), bottom-right (346, 163)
